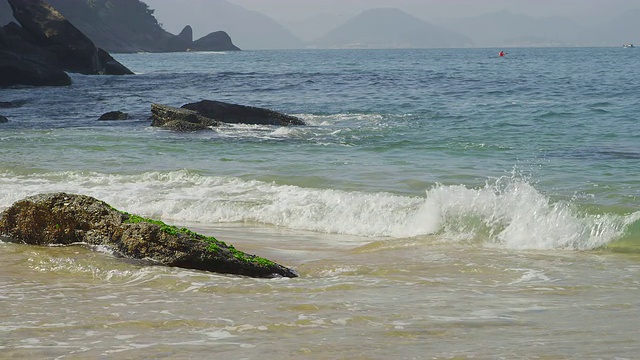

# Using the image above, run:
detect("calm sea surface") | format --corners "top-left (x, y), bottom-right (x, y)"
top-left (1, 48), bottom-right (639, 359)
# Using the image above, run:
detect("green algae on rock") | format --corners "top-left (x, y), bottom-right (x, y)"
top-left (0, 193), bottom-right (297, 278)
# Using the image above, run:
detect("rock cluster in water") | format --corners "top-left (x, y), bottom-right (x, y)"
top-left (0, 193), bottom-right (298, 278)
top-left (150, 103), bottom-right (220, 131)
top-left (150, 100), bottom-right (306, 131)
top-left (0, 100), bottom-right (22, 123)
top-left (183, 100), bottom-right (306, 126)
top-left (0, 0), bottom-right (132, 87)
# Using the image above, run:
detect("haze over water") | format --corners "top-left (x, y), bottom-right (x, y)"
top-left (1, 48), bottom-right (639, 358)
top-left (144, 0), bottom-right (640, 48)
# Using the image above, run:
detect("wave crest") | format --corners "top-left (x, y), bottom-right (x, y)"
top-left (1, 170), bottom-right (637, 251)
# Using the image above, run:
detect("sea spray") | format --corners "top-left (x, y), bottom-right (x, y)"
top-left (1, 170), bottom-right (637, 251)
top-left (422, 176), bottom-right (639, 250)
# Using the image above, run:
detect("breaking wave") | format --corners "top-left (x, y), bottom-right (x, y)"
top-left (1, 170), bottom-right (638, 251)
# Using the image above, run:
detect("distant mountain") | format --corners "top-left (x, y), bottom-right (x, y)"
top-left (280, 13), bottom-right (353, 43)
top-left (441, 8), bottom-right (640, 47)
top-left (46, 0), bottom-right (186, 53)
top-left (311, 8), bottom-right (473, 49)
top-left (144, 0), bottom-right (304, 50)
top-left (502, 36), bottom-right (573, 48)
top-left (442, 10), bottom-right (585, 48)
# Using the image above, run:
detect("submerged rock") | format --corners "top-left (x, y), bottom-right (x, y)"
top-left (182, 100), bottom-right (305, 126)
top-left (150, 103), bottom-right (219, 131)
top-left (0, 115), bottom-right (8, 123)
top-left (99, 110), bottom-right (129, 121)
top-left (0, 99), bottom-right (27, 108)
top-left (0, 193), bottom-right (298, 278)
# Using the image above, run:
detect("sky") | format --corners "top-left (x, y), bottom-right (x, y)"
top-left (143, 0), bottom-right (640, 47)
top-left (224, 0), bottom-right (637, 24)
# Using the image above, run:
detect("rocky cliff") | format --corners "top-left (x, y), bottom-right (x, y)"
top-left (42, 0), bottom-right (240, 52)
top-left (1, 0), bottom-right (132, 87)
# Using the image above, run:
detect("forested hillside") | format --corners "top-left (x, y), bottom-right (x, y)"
top-left (1, 0), bottom-right (239, 52)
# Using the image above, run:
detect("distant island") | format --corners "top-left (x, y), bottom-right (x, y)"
top-left (0, 0), bottom-right (240, 53)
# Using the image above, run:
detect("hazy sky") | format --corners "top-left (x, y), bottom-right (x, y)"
top-left (143, 0), bottom-right (639, 46)
top-left (225, 0), bottom-right (636, 24)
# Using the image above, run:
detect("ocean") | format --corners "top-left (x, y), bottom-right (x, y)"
top-left (1, 47), bottom-right (639, 359)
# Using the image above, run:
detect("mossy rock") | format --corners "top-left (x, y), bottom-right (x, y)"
top-left (0, 193), bottom-right (297, 278)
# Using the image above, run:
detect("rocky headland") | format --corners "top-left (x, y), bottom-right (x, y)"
top-left (0, 193), bottom-right (298, 278)
top-left (17, 0), bottom-right (241, 53)
top-left (0, 0), bottom-right (133, 87)
top-left (1, 0), bottom-right (240, 88)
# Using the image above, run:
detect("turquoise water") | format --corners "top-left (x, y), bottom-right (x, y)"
top-left (2, 48), bottom-right (638, 250)
top-left (1, 48), bottom-right (640, 358)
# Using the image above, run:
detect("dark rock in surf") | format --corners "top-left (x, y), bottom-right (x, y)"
top-left (150, 101), bottom-right (305, 130)
top-left (0, 193), bottom-right (298, 278)
top-left (182, 100), bottom-right (305, 126)
top-left (0, 115), bottom-right (8, 123)
top-left (0, 48), bottom-right (72, 87)
top-left (0, 21), bottom-right (67, 87)
top-left (0, 21), bottom-right (59, 67)
top-left (96, 48), bottom-right (132, 75)
top-left (8, 0), bottom-right (97, 74)
top-left (0, 99), bottom-right (27, 108)
top-left (1, 0), bottom-right (133, 81)
top-left (99, 110), bottom-right (129, 121)
top-left (7, 0), bottom-right (133, 74)
top-left (150, 103), bottom-right (220, 131)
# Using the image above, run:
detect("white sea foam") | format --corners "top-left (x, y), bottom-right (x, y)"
top-left (300, 113), bottom-right (384, 127)
top-left (0, 170), bottom-right (637, 251)
top-left (421, 177), bottom-right (640, 250)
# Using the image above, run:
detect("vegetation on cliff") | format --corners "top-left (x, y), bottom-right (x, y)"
top-left (45, 0), bottom-right (239, 52)
top-left (1, 0), bottom-right (132, 87)
top-left (2, 0), bottom-right (239, 53)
